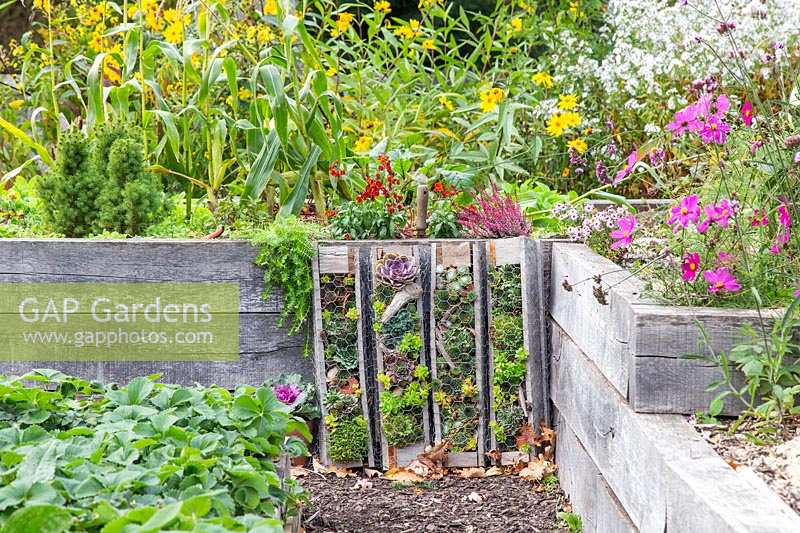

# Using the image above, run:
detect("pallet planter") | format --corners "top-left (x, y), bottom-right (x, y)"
top-left (550, 242), bottom-right (780, 416)
top-left (0, 239), bottom-right (311, 387)
top-left (312, 238), bottom-right (554, 468)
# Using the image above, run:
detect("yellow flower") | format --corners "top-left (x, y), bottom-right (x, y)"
top-left (422, 39), bottom-right (435, 50)
top-left (103, 55), bottom-right (121, 85)
top-left (33, 0), bottom-right (51, 14)
top-left (419, 0), bottom-right (443, 8)
top-left (532, 71), bottom-right (553, 88)
top-left (257, 25), bottom-right (274, 44)
top-left (238, 88), bottom-right (252, 101)
top-left (333, 12), bottom-right (354, 35)
top-left (264, 0), bottom-right (278, 15)
top-left (479, 87), bottom-right (505, 113)
top-left (163, 23), bottom-right (184, 44)
top-left (374, 0), bottom-right (391, 14)
top-left (562, 111), bottom-right (582, 128)
top-left (88, 31), bottom-right (104, 53)
top-left (510, 17), bottom-right (522, 33)
top-left (326, 66), bottom-right (337, 77)
top-left (354, 135), bottom-right (372, 152)
top-left (558, 94), bottom-right (579, 111)
top-left (9, 100), bottom-right (24, 110)
top-left (546, 113), bottom-right (567, 137)
top-left (562, 167), bottom-right (570, 177)
top-left (438, 95), bottom-right (454, 111)
top-left (567, 138), bottom-right (588, 153)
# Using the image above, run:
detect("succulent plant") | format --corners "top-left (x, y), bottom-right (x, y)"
top-left (376, 253), bottom-right (418, 288)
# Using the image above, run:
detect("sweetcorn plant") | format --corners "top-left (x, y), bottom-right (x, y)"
top-left (0, 370), bottom-right (309, 531)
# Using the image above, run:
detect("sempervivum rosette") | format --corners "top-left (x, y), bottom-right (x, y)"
top-left (377, 253), bottom-right (417, 288)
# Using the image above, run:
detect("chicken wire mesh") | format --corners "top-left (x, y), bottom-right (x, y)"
top-left (488, 263), bottom-right (529, 453)
top-left (372, 249), bottom-right (431, 466)
top-left (317, 272), bottom-right (370, 465)
top-left (430, 245), bottom-right (481, 463)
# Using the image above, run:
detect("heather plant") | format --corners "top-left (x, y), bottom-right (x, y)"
top-left (457, 186), bottom-right (531, 238)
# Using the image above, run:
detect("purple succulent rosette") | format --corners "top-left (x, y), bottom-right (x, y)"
top-left (376, 253), bottom-right (418, 289)
top-left (273, 383), bottom-right (302, 406)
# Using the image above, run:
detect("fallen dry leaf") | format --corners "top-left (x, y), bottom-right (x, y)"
top-left (458, 467), bottom-right (485, 479)
top-left (519, 458), bottom-right (556, 483)
top-left (384, 467), bottom-right (424, 483)
top-left (351, 478), bottom-right (373, 490)
top-left (290, 467), bottom-right (309, 478)
top-left (485, 449), bottom-right (501, 464)
top-left (516, 423), bottom-right (536, 450)
top-left (312, 458), bottom-right (353, 478)
top-left (725, 458), bottom-right (739, 470)
top-left (484, 466), bottom-right (504, 477)
top-left (466, 491), bottom-right (483, 504)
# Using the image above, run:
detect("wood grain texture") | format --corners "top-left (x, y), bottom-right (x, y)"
top-left (551, 323), bottom-right (800, 532)
top-left (550, 242), bottom-right (777, 415)
top-left (555, 411), bottom-right (638, 533)
top-left (0, 239), bottom-right (307, 387)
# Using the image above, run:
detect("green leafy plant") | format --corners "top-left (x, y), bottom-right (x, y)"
top-left (0, 370), bottom-right (309, 531)
top-left (326, 414), bottom-right (368, 463)
top-left (558, 511), bottom-right (584, 533)
top-left (37, 124), bottom-right (167, 237)
top-left (697, 298), bottom-right (800, 426)
top-left (248, 216), bottom-right (327, 334)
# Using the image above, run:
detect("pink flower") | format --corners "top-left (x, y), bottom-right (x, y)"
top-left (696, 204), bottom-right (717, 234)
top-left (703, 268), bottom-right (741, 293)
top-left (699, 116), bottom-right (730, 144)
top-left (610, 215), bottom-right (637, 249)
top-left (273, 383), bottom-right (302, 405)
top-left (682, 252), bottom-right (701, 281)
top-left (668, 195), bottom-right (701, 232)
top-left (750, 209), bottom-right (768, 227)
top-left (614, 150), bottom-right (639, 184)
top-left (741, 100), bottom-right (753, 126)
top-left (778, 204), bottom-right (791, 228)
top-left (794, 288), bottom-right (800, 298)
top-left (667, 106), bottom-right (700, 137)
top-left (714, 199), bottom-right (734, 228)
top-left (708, 93), bottom-right (731, 117)
top-left (716, 252), bottom-right (734, 267)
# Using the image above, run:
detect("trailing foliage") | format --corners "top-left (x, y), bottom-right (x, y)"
top-left (37, 124), bottom-right (167, 237)
top-left (0, 370), bottom-right (310, 532)
top-left (248, 217), bottom-right (327, 334)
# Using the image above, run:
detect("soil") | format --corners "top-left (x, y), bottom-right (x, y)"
top-left (299, 472), bottom-right (569, 533)
top-left (692, 414), bottom-right (800, 514)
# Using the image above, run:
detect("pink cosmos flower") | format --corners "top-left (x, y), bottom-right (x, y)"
top-left (699, 116), bottom-right (731, 144)
top-left (714, 199), bottom-right (734, 228)
top-left (703, 268), bottom-right (741, 293)
top-left (778, 204), bottom-right (791, 228)
top-left (610, 215), bottom-right (637, 249)
top-left (696, 204), bottom-right (717, 234)
top-left (668, 195), bottom-right (701, 232)
top-left (716, 252), bottom-right (734, 267)
top-left (667, 106), bottom-right (700, 137)
top-left (741, 100), bottom-right (753, 126)
top-left (709, 94), bottom-right (730, 117)
top-left (682, 252), bottom-right (701, 281)
top-left (614, 150), bottom-right (639, 184)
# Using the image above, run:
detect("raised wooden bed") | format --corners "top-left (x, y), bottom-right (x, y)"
top-left (552, 323), bottom-right (800, 532)
top-left (550, 242), bottom-right (779, 416)
top-left (0, 239), bottom-right (311, 387)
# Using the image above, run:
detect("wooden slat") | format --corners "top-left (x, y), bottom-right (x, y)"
top-left (317, 245), bottom-right (353, 274)
top-left (473, 242), bottom-right (492, 462)
top-left (355, 247), bottom-right (377, 468)
top-left (310, 247), bottom-right (331, 465)
top-left (555, 412), bottom-right (638, 533)
top-left (551, 323), bottom-right (800, 532)
top-left (488, 237), bottom-right (522, 266)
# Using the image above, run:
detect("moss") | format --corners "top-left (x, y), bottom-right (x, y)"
top-left (328, 415), bottom-right (368, 463)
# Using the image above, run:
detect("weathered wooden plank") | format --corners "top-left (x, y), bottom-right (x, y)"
top-left (489, 237), bottom-right (522, 266)
top-left (555, 412), bottom-right (638, 533)
top-left (473, 242), bottom-right (492, 462)
top-left (551, 323), bottom-right (800, 532)
top-left (354, 247), bottom-right (377, 468)
top-left (550, 243), bottom-right (640, 397)
top-left (317, 245), bottom-right (353, 274)
top-left (311, 247), bottom-right (331, 466)
top-left (0, 346), bottom-right (311, 389)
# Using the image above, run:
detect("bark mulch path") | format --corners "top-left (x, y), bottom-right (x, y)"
top-left (300, 473), bottom-right (569, 533)
top-left (693, 414), bottom-right (800, 514)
